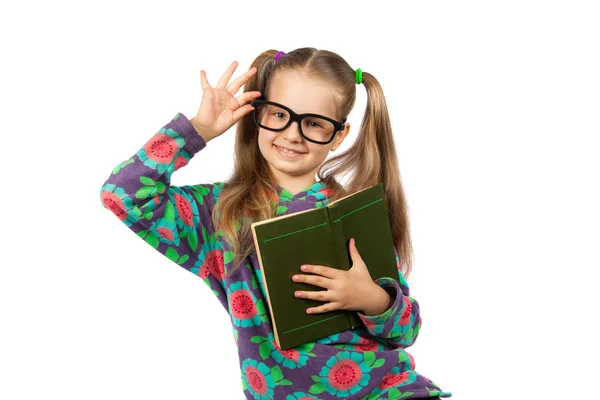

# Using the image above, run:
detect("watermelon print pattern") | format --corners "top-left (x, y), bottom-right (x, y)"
top-left (100, 112), bottom-right (452, 399)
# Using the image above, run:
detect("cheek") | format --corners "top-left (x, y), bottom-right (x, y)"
top-left (257, 131), bottom-right (278, 157)
top-left (312, 149), bottom-right (329, 161)
top-left (258, 129), bottom-right (277, 145)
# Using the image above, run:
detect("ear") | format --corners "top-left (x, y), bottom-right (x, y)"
top-left (331, 122), bottom-right (350, 151)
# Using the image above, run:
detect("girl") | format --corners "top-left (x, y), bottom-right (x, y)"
top-left (100, 48), bottom-right (451, 400)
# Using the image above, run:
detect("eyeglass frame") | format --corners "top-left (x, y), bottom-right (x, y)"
top-left (250, 98), bottom-right (347, 145)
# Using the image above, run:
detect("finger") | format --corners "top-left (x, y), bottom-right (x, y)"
top-left (300, 264), bottom-right (340, 279)
top-left (234, 91), bottom-right (262, 107)
top-left (293, 273), bottom-right (334, 289)
top-left (227, 66), bottom-right (258, 96)
top-left (200, 70), bottom-right (212, 91)
top-left (231, 104), bottom-right (256, 124)
top-left (216, 61), bottom-right (238, 90)
top-left (307, 302), bottom-right (340, 315)
top-left (295, 289), bottom-right (331, 302)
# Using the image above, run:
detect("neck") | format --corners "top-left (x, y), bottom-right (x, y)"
top-left (276, 179), bottom-right (318, 197)
top-left (270, 166), bottom-right (318, 197)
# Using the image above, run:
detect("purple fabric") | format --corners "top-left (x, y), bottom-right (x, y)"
top-left (100, 112), bottom-right (452, 399)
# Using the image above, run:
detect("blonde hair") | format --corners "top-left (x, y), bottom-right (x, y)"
top-left (211, 47), bottom-right (414, 280)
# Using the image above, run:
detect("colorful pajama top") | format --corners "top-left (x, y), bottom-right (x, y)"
top-left (99, 112), bottom-right (452, 400)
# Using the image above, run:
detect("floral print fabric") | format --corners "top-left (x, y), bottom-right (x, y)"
top-left (100, 112), bottom-right (452, 399)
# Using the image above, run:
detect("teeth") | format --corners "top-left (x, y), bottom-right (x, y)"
top-left (277, 145), bottom-right (299, 154)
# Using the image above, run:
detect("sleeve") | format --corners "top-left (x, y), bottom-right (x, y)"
top-left (99, 112), bottom-right (229, 312)
top-left (355, 246), bottom-right (422, 349)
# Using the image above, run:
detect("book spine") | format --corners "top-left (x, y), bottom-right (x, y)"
top-left (327, 202), bottom-right (361, 329)
top-left (328, 202), bottom-right (347, 271)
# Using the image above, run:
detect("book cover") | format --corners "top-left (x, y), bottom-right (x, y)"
top-left (250, 183), bottom-right (399, 350)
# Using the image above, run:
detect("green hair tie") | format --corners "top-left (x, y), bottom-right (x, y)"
top-left (355, 68), bottom-right (363, 84)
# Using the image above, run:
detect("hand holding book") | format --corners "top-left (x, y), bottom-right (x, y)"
top-left (251, 183), bottom-right (403, 349)
top-left (292, 238), bottom-right (395, 316)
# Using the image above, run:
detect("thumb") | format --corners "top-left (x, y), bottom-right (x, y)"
top-left (348, 238), bottom-right (364, 263)
top-left (348, 239), bottom-right (372, 278)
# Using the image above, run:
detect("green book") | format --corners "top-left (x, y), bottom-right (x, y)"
top-left (250, 183), bottom-right (400, 350)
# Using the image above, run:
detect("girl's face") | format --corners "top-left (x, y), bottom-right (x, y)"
top-left (257, 69), bottom-right (350, 191)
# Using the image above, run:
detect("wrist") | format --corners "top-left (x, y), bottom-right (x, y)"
top-left (362, 284), bottom-right (394, 316)
top-left (190, 118), bottom-right (210, 143)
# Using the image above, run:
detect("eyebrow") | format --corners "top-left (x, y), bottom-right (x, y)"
top-left (269, 100), bottom-right (334, 119)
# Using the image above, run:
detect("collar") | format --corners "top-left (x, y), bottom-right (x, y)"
top-left (276, 180), bottom-right (333, 204)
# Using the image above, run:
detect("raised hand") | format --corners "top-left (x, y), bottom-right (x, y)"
top-left (190, 61), bottom-right (262, 142)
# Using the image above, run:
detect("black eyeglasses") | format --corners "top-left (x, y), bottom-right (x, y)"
top-left (250, 98), bottom-right (346, 145)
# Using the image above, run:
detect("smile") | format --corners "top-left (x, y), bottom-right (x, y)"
top-left (273, 144), bottom-right (306, 158)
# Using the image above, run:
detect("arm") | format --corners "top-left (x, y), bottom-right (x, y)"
top-left (355, 247), bottom-right (422, 348)
top-left (99, 112), bottom-right (229, 311)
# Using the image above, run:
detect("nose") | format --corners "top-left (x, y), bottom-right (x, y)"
top-left (281, 120), bottom-right (303, 142)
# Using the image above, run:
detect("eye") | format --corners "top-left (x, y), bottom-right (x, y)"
top-left (307, 120), bottom-right (323, 128)
top-left (273, 112), bottom-right (286, 119)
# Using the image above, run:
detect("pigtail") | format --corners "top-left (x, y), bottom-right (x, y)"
top-left (361, 72), bottom-right (414, 280)
top-left (318, 70), bottom-right (414, 280)
top-left (211, 51), bottom-right (275, 277)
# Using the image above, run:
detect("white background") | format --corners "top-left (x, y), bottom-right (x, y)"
top-left (1, 1), bottom-right (598, 399)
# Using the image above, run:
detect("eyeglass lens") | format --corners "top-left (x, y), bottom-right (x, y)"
top-left (255, 103), bottom-right (335, 143)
